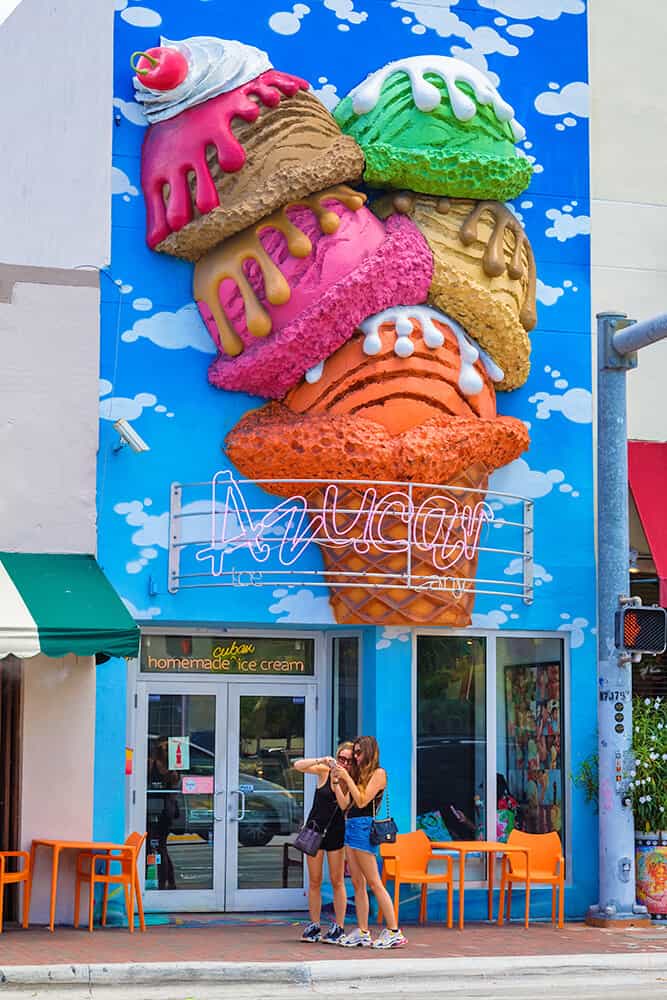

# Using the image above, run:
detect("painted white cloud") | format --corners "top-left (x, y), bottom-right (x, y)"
top-left (477, 1), bottom-right (584, 19)
top-left (122, 596), bottom-right (162, 620)
top-left (269, 3), bottom-right (311, 34)
top-left (310, 78), bottom-right (340, 111)
top-left (529, 386), bottom-right (592, 423)
top-left (324, 0), bottom-right (368, 25)
top-left (113, 97), bottom-right (147, 127)
top-left (392, 1), bottom-right (518, 61)
top-left (536, 279), bottom-right (564, 306)
top-left (376, 626), bottom-right (411, 650)
top-left (535, 81), bottom-right (589, 118)
top-left (545, 207), bottom-right (590, 242)
top-left (122, 303), bottom-right (216, 353)
top-left (558, 613), bottom-right (589, 649)
top-left (471, 608), bottom-right (508, 628)
top-left (489, 459), bottom-right (572, 504)
top-left (269, 588), bottom-right (335, 623)
top-left (505, 558), bottom-right (553, 585)
top-left (111, 166), bottom-right (138, 198)
top-left (120, 5), bottom-right (162, 27)
top-left (100, 391), bottom-right (157, 422)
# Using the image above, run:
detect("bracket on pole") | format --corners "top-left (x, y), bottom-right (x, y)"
top-left (599, 313), bottom-right (637, 370)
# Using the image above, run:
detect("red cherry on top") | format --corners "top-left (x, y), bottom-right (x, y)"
top-left (131, 47), bottom-right (188, 91)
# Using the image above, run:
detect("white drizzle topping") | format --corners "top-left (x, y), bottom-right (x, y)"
top-left (305, 361), bottom-right (325, 384)
top-left (134, 36), bottom-right (271, 124)
top-left (358, 305), bottom-right (504, 399)
top-left (349, 55), bottom-right (526, 142)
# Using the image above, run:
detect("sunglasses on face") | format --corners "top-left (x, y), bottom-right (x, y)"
top-left (337, 754), bottom-right (352, 764)
top-left (353, 749), bottom-right (363, 757)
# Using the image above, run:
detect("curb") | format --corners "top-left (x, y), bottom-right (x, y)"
top-left (1, 952), bottom-right (667, 987)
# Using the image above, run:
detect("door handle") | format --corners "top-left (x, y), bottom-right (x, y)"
top-left (230, 789), bottom-right (246, 821)
top-left (214, 790), bottom-right (225, 823)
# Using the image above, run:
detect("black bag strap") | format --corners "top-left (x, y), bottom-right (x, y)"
top-left (372, 780), bottom-right (390, 819)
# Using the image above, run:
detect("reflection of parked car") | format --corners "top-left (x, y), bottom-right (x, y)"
top-left (147, 733), bottom-right (301, 849)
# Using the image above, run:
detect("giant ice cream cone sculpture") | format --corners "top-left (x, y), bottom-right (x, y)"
top-left (133, 43), bottom-right (538, 625)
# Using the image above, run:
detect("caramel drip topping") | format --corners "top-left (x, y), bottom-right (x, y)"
top-left (194, 186), bottom-right (367, 357)
top-left (458, 201), bottom-right (536, 330)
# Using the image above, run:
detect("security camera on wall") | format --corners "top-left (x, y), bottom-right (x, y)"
top-left (113, 418), bottom-right (150, 454)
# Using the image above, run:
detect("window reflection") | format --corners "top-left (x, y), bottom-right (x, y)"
top-left (417, 636), bottom-right (486, 842)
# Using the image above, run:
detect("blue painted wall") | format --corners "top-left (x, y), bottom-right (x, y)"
top-left (98, 0), bottom-right (597, 919)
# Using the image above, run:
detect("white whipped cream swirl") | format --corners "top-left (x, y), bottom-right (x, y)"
top-left (133, 36), bottom-right (272, 124)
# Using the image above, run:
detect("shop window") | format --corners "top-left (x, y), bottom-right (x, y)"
top-left (331, 636), bottom-right (360, 749)
top-left (416, 636), bottom-right (486, 843)
top-left (496, 637), bottom-right (565, 846)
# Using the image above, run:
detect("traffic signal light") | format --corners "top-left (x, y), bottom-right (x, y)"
top-left (615, 605), bottom-right (667, 654)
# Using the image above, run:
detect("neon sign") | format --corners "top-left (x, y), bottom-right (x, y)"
top-left (194, 470), bottom-right (494, 582)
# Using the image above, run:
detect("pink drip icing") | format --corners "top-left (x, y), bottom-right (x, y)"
top-left (140, 70), bottom-right (309, 248)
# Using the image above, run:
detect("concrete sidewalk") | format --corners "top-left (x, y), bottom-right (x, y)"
top-left (0, 916), bottom-right (666, 986)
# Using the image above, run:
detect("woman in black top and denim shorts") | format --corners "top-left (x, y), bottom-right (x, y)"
top-left (293, 743), bottom-right (353, 944)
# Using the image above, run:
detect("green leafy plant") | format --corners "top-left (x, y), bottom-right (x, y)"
top-left (628, 695), bottom-right (667, 836)
top-left (573, 751), bottom-right (599, 811)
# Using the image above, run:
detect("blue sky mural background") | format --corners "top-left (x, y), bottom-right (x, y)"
top-left (101, 0), bottom-right (593, 648)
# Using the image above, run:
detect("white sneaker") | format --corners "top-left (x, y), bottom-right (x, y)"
top-left (372, 927), bottom-right (407, 949)
top-left (339, 927), bottom-right (372, 947)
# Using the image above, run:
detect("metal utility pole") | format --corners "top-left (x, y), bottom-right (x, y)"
top-left (587, 311), bottom-right (667, 926)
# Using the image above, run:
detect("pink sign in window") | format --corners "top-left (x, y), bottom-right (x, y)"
top-left (182, 775), bottom-right (214, 795)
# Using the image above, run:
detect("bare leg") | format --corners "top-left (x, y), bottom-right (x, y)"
top-left (305, 851), bottom-right (324, 925)
top-left (326, 849), bottom-right (347, 927)
top-left (352, 848), bottom-right (399, 929)
top-left (346, 848), bottom-right (369, 931)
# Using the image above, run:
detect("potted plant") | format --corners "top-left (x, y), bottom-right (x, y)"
top-left (628, 696), bottom-right (667, 918)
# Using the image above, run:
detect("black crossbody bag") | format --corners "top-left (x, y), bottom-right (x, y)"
top-left (293, 800), bottom-right (339, 857)
top-left (370, 786), bottom-right (398, 846)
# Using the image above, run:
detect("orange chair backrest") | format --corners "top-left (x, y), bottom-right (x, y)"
top-left (380, 831), bottom-right (432, 873)
top-left (506, 829), bottom-right (561, 873)
top-left (119, 832), bottom-right (146, 875)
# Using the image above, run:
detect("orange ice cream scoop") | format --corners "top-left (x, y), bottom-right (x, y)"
top-left (285, 305), bottom-right (498, 434)
top-left (225, 306), bottom-right (529, 494)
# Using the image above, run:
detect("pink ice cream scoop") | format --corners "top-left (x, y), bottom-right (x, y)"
top-left (193, 187), bottom-right (434, 399)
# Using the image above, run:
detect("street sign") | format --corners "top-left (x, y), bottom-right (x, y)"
top-left (615, 605), bottom-right (667, 654)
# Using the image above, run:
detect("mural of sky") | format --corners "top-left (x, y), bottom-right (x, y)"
top-left (101, 0), bottom-right (593, 642)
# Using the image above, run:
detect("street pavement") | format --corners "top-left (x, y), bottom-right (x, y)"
top-left (1, 968), bottom-right (666, 1000)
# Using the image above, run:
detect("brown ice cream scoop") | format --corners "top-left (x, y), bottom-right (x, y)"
top-left (373, 194), bottom-right (536, 391)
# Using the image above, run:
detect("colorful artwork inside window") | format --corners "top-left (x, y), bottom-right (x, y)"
top-left (496, 638), bottom-right (565, 844)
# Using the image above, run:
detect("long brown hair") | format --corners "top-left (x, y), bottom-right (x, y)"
top-left (351, 735), bottom-right (380, 791)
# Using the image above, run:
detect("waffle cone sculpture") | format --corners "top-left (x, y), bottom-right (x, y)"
top-left (225, 307), bottom-right (529, 625)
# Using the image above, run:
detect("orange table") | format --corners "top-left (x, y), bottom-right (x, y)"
top-left (431, 840), bottom-right (532, 930)
top-left (26, 839), bottom-right (132, 932)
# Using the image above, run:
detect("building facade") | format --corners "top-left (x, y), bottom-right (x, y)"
top-left (100, 0), bottom-right (597, 919)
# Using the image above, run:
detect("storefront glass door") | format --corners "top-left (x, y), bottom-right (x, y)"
top-left (137, 680), bottom-right (314, 911)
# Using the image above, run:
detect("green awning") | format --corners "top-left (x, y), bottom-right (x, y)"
top-left (0, 553), bottom-right (139, 660)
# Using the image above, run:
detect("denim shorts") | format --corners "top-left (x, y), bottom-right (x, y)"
top-left (344, 816), bottom-right (377, 855)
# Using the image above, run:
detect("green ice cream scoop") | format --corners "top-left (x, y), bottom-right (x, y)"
top-left (334, 55), bottom-right (533, 201)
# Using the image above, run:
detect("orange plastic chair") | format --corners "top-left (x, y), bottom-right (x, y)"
top-left (74, 832), bottom-right (146, 933)
top-left (498, 829), bottom-right (565, 928)
top-left (380, 831), bottom-right (454, 928)
top-left (0, 852), bottom-right (30, 933)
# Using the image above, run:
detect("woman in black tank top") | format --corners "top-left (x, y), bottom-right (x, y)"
top-left (292, 742), bottom-right (353, 944)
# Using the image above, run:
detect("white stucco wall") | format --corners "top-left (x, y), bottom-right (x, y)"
top-left (20, 654), bottom-right (96, 926)
top-left (0, 0), bottom-right (114, 268)
top-left (0, 281), bottom-right (99, 553)
top-left (589, 0), bottom-right (667, 441)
